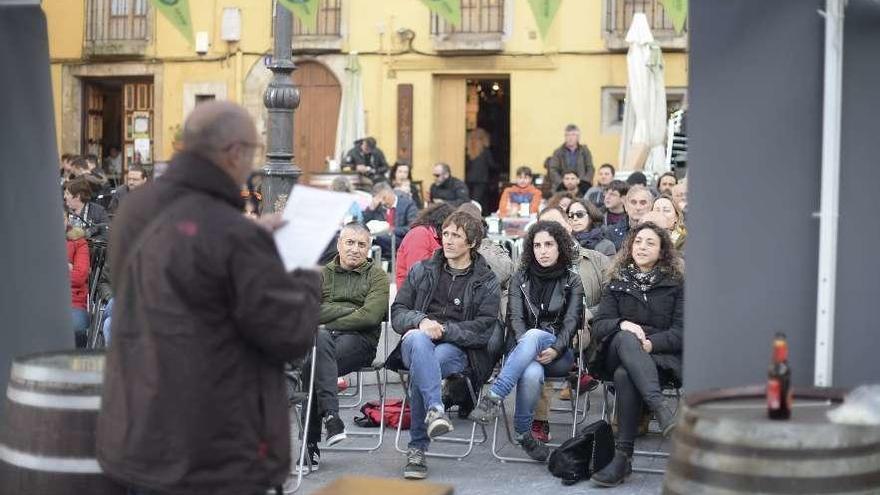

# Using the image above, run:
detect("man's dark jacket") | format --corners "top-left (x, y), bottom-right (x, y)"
top-left (429, 176), bottom-right (470, 206)
top-left (386, 249), bottom-right (502, 385)
top-left (96, 152), bottom-right (321, 495)
top-left (547, 143), bottom-right (595, 190)
top-left (362, 191), bottom-right (418, 242)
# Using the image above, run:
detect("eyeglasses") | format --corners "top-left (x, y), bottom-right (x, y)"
top-left (568, 211), bottom-right (587, 220)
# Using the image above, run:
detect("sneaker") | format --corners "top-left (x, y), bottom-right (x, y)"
top-left (467, 392), bottom-right (502, 424)
top-left (294, 443), bottom-right (320, 474)
top-left (530, 419), bottom-right (551, 443)
top-left (403, 447), bottom-right (427, 480)
top-left (515, 431), bottom-right (550, 462)
top-left (425, 407), bottom-right (453, 439)
top-left (324, 413), bottom-right (347, 447)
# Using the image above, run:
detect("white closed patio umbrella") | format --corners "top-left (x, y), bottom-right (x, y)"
top-left (333, 52), bottom-right (365, 170)
top-left (618, 13), bottom-right (668, 175)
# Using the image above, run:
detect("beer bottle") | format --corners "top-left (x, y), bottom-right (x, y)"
top-left (767, 332), bottom-right (792, 420)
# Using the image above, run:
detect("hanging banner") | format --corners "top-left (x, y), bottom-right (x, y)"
top-left (420, 0), bottom-right (461, 27)
top-left (528, 0), bottom-right (562, 39)
top-left (278, 0), bottom-right (321, 32)
top-left (660, 0), bottom-right (688, 34)
top-left (149, 0), bottom-right (194, 44)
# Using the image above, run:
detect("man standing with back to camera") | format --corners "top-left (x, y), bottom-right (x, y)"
top-left (97, 101), bottom-right (322, 495)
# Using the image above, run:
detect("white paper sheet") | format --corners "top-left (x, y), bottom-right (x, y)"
top-left (273, 186), bottom-right (358, 271)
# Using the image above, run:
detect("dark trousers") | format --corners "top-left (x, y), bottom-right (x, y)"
top-left (302, 328), bottom-right (376, 443)
top-left (605, 331), bottom-right (665, 455)
top-left (467, 182), bottom-right (489, 214)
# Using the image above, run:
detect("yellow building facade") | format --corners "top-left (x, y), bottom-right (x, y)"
top-left (45, 0), bottom-right (687, 188)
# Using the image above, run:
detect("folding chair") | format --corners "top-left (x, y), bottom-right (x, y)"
top-left (490, 327), bottom-right (591, 463)
top-left (600, 375), bottom-right (682, 475)
top-left (283, 333), bottom-right (319, 494)
top-left (393, 369), bottom-right (488, 460)
top-left (86, 296), bottom-right (110, 349)
top-left (324, 322), bottom-right (390, 453)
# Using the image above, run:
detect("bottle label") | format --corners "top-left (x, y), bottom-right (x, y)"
top-left (767, 378), bottom-right (781, 410)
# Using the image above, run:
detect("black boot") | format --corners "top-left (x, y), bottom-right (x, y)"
top-left (591, 450), bottom-right (632, 487)
top-left (74, 331), bottom-right (88, 349)
top-left (654, 399), bottom-right (678, 437)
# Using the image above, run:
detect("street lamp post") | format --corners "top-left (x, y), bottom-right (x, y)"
top-left (261, 2), bottom-right (301, 213)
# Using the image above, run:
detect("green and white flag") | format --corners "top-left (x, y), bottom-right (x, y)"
top-left (421, 0), bottom-right (461, 27)
top-left (528, 0), bottom-right (562, 40)
top-left (660, 0), bottom-right (688, 34)
top-left (278, 0), bottom-right (321, 32)
top-left (150, 0), bottom-right (194, 44)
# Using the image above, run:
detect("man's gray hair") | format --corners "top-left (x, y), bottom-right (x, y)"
top-left (340, 221), bottom-right (371, 238)
top-left (435, 162), bottom-right (451, 175)
top-left (182, 103), bottom-right (251, 155)
top-left (372, 181), bottom-right (393, 195)
top-left (331, 176), bottom-right (353, 193)
top-left (564, 124), bottom-right (580, 133)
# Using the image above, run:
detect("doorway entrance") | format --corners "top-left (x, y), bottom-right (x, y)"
top-left (466, 77), bottom-right (510, 214)
top-left (292, 61), bottom-right (341, 179)
top-left (82, 77), bottom-right (154, 180)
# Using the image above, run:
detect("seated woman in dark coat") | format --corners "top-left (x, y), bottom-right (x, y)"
top-left (589, 221), bottom-right (684, 487)
top-left (468, 220), bottom-right (584, 462)
top-left (567, 199), bottom-right (616, 257)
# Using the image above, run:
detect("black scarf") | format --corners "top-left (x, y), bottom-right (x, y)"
top-left (575, 227), bottom-right (607, 250)
top-left (618, 263), bottom-right (663, 300)
top-left (529, 262), bottom-right (567, 310)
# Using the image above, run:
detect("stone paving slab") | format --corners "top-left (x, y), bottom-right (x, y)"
top-left (293, 383), bottom-right (667, 495)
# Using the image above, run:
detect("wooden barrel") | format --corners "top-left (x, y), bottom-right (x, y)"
top-left (0, 350), bottom-right (124, 494)
top-left (663, 385), bottom-right (880, 495)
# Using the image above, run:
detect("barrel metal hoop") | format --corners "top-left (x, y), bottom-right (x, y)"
top-left (667, 457), bottom-right (880, 493)
top-left (0, 444), bottom-right (102, 474)
top-left (7, 387), bottom-right (101, 410)
top-left (11, 362), bottom-right (103, 385)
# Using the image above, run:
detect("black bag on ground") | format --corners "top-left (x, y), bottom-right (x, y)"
top-left (547, 419), bottom-right (615, 485)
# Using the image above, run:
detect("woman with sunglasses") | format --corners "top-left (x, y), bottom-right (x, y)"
top-left (566, 200), bottom-right (616, 256)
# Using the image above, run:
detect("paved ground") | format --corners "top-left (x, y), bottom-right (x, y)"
top-left (290, 382), bottom-right (668, 495)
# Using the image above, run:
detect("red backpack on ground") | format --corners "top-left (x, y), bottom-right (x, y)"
top-left (353, 399), bottom-right (411, 430)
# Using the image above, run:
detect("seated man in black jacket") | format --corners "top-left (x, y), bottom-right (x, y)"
top-left (389, 211), bottom-right (500, 480)
top-left (63, 178), bottom-right (109, 241)
top-left (428, 163), bottom-right (470, 207)
top-left (363, 182), bottom-right (418, 258)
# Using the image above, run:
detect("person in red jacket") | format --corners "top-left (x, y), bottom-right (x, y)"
top-left (66, 213), bottom-right (90, 348)
top-left (394, 203), bottom-right (455, 287)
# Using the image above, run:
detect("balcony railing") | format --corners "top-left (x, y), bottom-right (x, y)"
top-left (85, 0), bottom-right (150, 57)
top-left (431, 0), bottom-right (505, 52)
top-left (272, 0), bottom-right (344, 53)
top-left (604, 0), bottom-right (687, 50)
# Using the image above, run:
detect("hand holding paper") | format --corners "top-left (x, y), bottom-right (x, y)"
top-left (273, 186), bottom-right (359, 271)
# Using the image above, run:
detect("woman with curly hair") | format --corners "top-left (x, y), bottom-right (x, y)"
top-left (469, 220), bottom-right (584, 461)
top-left (394, 203), bottom-right (456, 286)
top-left (589, 221), bottom-right (684, 487)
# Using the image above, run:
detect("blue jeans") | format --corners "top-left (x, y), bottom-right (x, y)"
top-left (102, 298), bottom-right (114, 345)
top-left (490, 329), bottom-right (575, 434)
top-left (71, 308), bottom-right (89, 334)
top-left (401, 331), bottom-right (468, 450)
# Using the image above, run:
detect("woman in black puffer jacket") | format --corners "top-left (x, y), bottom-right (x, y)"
top-left (589, 221), bottom-right (684, 487)
top-left (468, 220), bottom-right (584, 462)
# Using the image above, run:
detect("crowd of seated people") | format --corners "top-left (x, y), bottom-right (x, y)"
top-left (288, 134), bottom-right (687, 486)
top-left (65, 127), bottom-right (686, 488)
